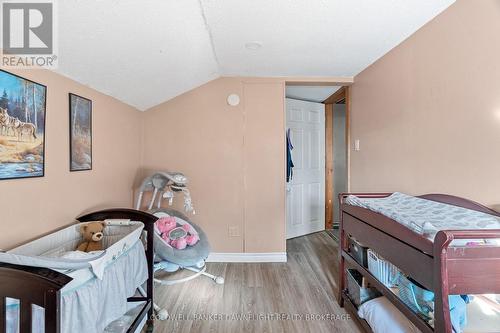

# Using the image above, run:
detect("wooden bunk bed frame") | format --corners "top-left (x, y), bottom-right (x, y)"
top-left (0, 208), bottom-right (158, 333)
top-left (338, 193), bottom-right (500, 333)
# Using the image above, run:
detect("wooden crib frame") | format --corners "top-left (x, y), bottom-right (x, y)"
top-left (338, 193), bottom-right (500, 333)
top-left (0, 208), bottom-right (158, 333)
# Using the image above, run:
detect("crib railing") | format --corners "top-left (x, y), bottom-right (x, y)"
top-left (0, 263), bottom-right (72, 333)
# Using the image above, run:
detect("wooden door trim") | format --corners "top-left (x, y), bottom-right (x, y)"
top-left (323, 86), bottom-right (346, 104)
top-left (345, 86), bottom-right (351, 193)
top-left (323, 86), bottom-right (349, 229)
top-left (325, 103), bottom-right (334, 230)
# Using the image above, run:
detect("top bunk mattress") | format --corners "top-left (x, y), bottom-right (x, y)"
top-left (345, 192), bottom-right (500, 243)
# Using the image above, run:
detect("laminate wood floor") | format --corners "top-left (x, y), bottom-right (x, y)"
top-left (152, 232), bottom-right (360, 333)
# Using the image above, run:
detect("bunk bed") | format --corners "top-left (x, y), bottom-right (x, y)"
top-left (0, 208), bottom-right (157, 333)
top-left (338, 193), bottom-right (500, 333)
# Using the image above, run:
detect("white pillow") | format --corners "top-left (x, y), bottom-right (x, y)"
top-left (358, 297), bottom-right (422, 333)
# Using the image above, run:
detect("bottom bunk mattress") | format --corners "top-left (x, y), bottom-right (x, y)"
top-left (2, 220), bottom-right (148, 333)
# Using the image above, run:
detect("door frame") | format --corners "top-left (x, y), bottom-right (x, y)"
top-left (284, 81), bottom-right (352, 237)
top-left (323, 86), bottom-right (350, 229)
top-left (285, 98), bottom-right (326, 239)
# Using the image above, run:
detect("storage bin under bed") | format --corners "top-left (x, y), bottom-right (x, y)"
top-left (348, 236), bottom-right (369, 267)
top-left (367, 249), bottom-right (399, 288)
top-left (346, 268), bottom-right (381, 307)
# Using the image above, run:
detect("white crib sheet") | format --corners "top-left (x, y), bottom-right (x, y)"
top-left (2, 221), bottom-right (143, 279)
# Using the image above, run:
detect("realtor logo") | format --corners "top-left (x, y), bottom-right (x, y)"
top-left (1, 0), bottom-right (58, 68)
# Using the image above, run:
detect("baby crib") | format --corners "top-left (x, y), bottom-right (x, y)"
top-left (0, 208), bottom-right (158, 333)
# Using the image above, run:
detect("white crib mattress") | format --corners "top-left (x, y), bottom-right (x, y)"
top-left (2, 220), bottom-right (144, 279)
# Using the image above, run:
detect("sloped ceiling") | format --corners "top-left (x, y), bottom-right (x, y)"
top-left (57, 0), bottom-right (219, 111)
top-left (56, 0), bottom-right (455, 110)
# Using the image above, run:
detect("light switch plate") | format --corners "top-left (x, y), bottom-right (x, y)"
top-left (354, 139), bottom-right (361, 151)
top-left (228, 226), bottom-right (240, 237)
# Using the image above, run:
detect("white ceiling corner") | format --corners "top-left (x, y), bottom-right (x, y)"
top-left (54, 0), bottom-right (455, 111)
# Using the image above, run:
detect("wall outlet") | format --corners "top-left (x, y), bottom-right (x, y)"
top-left (228, 226), bottom-right (240, 237)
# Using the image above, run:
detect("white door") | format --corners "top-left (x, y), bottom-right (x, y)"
top-left (286, 98), bottom-right (325, 239)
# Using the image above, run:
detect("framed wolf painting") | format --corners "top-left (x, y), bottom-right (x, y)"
top-left (69, 93), bottom-right (92, 171)
top-left (0, 70), bottom-right (47, 180)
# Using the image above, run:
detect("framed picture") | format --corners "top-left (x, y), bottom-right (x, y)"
top-left (0, 70), bottom-right (47, 180)
top-left (69, 93), bottom-right (92, 171)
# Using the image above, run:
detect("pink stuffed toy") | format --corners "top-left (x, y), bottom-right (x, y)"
top-left (155, 216), bottom-right (199, 249)
top-left (170, 238), bottom-right (187, 250)
top-left (186, 234), bottom-right (199, 246)
top-left (181, 224), bottom-right (200, 246)
top-left (156, 217), bottom-right (177, 243)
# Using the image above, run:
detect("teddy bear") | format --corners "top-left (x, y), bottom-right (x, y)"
top-left (76, 221), bottom-right (106, 252)
top-left (156, 216), bottom-right (199, 250)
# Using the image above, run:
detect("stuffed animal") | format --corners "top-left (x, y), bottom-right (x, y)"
top-left (156, 216), bottom-right (177, 241)
top-left (182, 224), bottom-right (200, 246)
top-left (155, 216), bottom-right (199, 250)
top-left (76, 221), bottom-right (106, 252)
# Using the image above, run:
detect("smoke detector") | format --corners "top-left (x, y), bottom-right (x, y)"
top-left (227, 94), bottom-right (240, 106)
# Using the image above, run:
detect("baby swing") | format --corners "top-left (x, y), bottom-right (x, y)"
top-left (136, 172), bottom-right (224, 319)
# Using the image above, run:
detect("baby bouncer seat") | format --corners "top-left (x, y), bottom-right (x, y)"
top-left (136, 172), bottom-right (224, 318)
top-left (150, 208), bottom-right (224, 285)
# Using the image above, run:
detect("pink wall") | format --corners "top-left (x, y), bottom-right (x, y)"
top-left (0, 72), bottom-right (348, 253)
top-left (351, 0), bottom-right (500, 209)
top-left (142, 77), bottom-right (286, 253)
top-left (0, 69), bottom-right (142, 249)
top-left (243, 82), bottom-right (286, 253)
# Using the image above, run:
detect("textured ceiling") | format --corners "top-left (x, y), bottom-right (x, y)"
top-left (202, 0), bottom-right (455, 76)
top-left (55, 0), bottom-right (455, 110)
top-left (286, 86), bottom-right (341, 103)
top-left (56, 0), bottom-right (219, 111)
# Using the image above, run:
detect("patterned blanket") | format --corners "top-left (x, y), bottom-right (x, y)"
top-left (345, 192), bottom-right (500, 242)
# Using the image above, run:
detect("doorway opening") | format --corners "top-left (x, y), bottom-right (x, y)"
top-left (284, 84), bottom-right (350, 240)
top-left (324, 87), bottom-right (349, 238)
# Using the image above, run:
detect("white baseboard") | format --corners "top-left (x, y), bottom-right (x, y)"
top-left (206, 252), bottom-right (287, 263)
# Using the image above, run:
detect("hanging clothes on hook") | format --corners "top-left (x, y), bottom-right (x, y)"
top-left (286, 128), bottom-right (294, 183)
